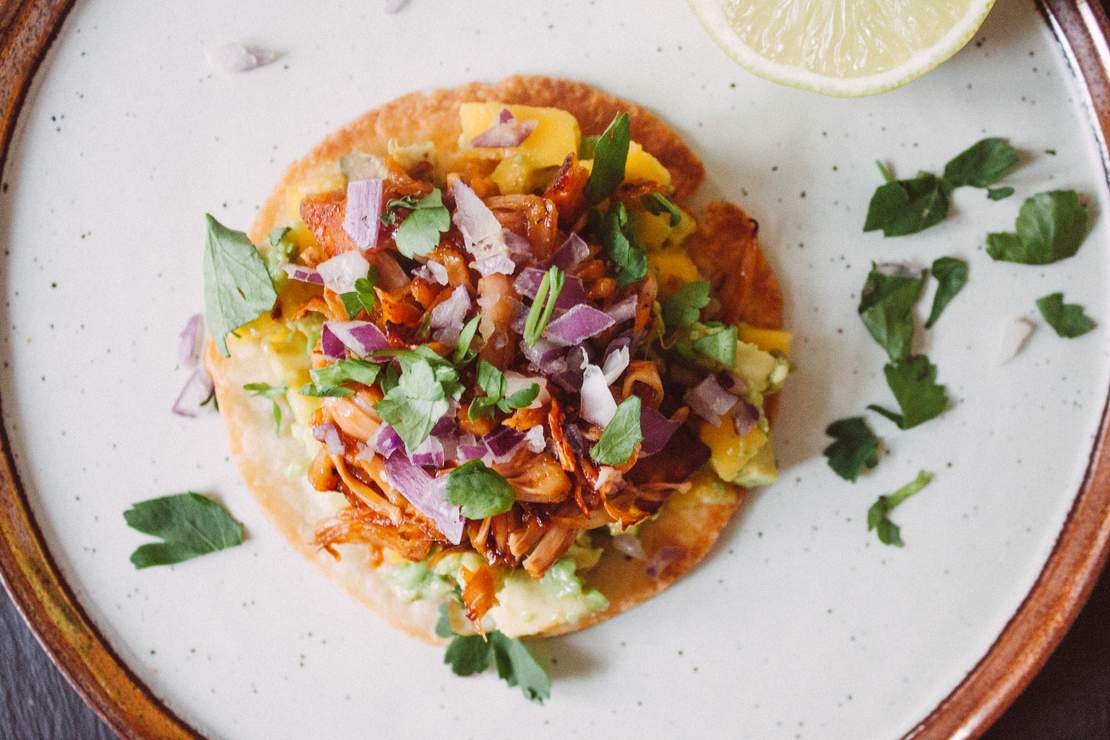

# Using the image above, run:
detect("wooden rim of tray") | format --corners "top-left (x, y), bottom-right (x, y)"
top-left (0, 1), bottom-right (1108, 738)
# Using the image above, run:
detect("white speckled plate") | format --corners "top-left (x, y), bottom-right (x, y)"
top-left (2, 1), bottom-right (1109, 738)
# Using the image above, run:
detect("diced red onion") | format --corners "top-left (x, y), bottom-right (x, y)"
top-left (382, 456), bottom-right (464, 544)
top-left (606, 295), bottom-right (638, 324)
top-left (320, 324), bottom-right (346, 359)
top-left (431, 414), bottom-right (457, 436)
top-left (524, 425), bottom-right (546, 453)
top-left (471, 108), bottom-right (538, 148)
top-left (503, 230), bottom-right (533, 262)
top-left (457, 442), bottom-right (489, 463)
top-left (369, 424), bottom-right (404, 459)
top-left (645, 545), bottom-right (685, 578)
top-left (504, 371), bottom-right (548, 408)
top-left (513, 267), bottom-right (587, 310)
top-left (579, 364), bottom-right (618, 427)
top-left (552, 233), bottom-right (590, 271)
top-left (520, 336), bottom-right (560, 371)
top-left (611, 534), bottom-right (647, 561)
top-left (317, 251), bottom-right (370, 295)
top-left (473, 253), bottom-right (516, 277)
top-left (452, 181), bottom-right (512, 272)
top-left (342, 179), bottom-right (383, 250)
top-left (409, 434), bottom-right (445, 467)
top-left (178, 313), bottom-right (203, 367)
top-left (544, 304), bottom-right (616, 346)
top-left (601, 345), bottom-right (630, 385)
top-left (206, 43), bottom-right (277, 74)
top-left (430, 285), bottom-right (472, 347)
top-left (415, 259), bottom-right (449, 285)
top-left (640, 407), bottom-right (681, 456)
top-left (483, 427), bottom-right (526, 463)
top-left (324, 320), bottom-right (389, 357)
top-left (282, 263), bottom-right (324, 285)
top-left (684, 375), bottom-right (739, 424)
top-left (373, 252), bottom-right (410, 291)
top-left (313, 422), bottom-right (345, 456)
top-left (732, 401), bottom-right (759, 437)
top-left (171, 367), bottom-right (213, 417)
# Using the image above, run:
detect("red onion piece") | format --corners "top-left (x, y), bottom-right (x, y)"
top-left (282, 263), bottom-right (324, 285)
top-left (415, 259), bottom-right (448, 285)
top-left (178, 313), bottom-right (203, 367)
top-left (370, 424), bottom-right (404, 458)
top-left (732, 401), bottom-right (759, 436)
top-left (457, 443), bottom-right (489, 462)
top-left (579, 364), bottom-right (617, 427)
top-left (429, 285), bottom-right (472, 347)
top-left (171, 367), bottom-right (213, 417)
top-left (611, 534), bottom-right (647, 561)
top-left (645, 545), bottom-right (685, 578)
top-left (684, 375), bottom-right (739, 424)
top-left (513, 267), bottom-right (587, 310)
top-left (544, 304), bottom-right (617, 346)
top-left (471, 109), bottom-right (539, 148)
top-left (313, 422), bottom-right (345, 456)
top-left (317, 251), bottom-right (370, 295)
top-left (552, 233), bottom-right (590, 271)
top-left (483, 427), bottom-right (527, 462)
top-left (639, 407), bottom-right (681, 456)
top-left (409, 434), bottom-right (445, 468)
top-left (601, 345), bottom-right (630, 385)
top-left (503, 230), bottom-right (533, 263)
top-left (606, 295), bottom-right (638, 324)
top-left (341, 179), bottom-right (383, 250)
top-left (324, 320), bottom-right (389, 357)
top-left (452, 181), bottom-right (512, 273)
top-left (473, 253), bottom-right (516, 277)
top-left (320, 324), bottom-right (346, 359)
top-left (382, 456), bottom-right (464, 544)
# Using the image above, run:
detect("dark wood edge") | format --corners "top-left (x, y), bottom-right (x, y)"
top-left (0, 2), bottom-right (1107, 739)
top-left (0, 1), bottom-right (197, 738)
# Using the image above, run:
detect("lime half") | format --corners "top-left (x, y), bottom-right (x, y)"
top-left (689, 0), bottom-right (996, 97)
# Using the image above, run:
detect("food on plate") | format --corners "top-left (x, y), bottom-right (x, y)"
top-left (204, 76), bottom-right (791, 642)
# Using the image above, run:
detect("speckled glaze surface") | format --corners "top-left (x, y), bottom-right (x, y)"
top-left (1, 1), bottom-right (1109, 738)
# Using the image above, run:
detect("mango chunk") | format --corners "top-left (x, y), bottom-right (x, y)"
top-left (738, 325), bottom-right (794, 355)
top-left (700, 419), bottom-right (769, 483)
top-left (283, 174), bottom-right (348, 223)
top-left (649, 245), bottom-right (702, 297)
top-left (459, 103), bottom-right (580, 168)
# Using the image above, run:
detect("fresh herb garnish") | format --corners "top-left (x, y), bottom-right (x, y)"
top-left (823, 417), bottom-right (881, 482)
top-left (641, 192), bottom-right (682, 226)
top-left (924, 257), bottom-right (968, 329)
top-left (858, 263), bottom-right (925, 362)
top-left (987, 186), bottom-right (1015, 201)
top-left (453, 314), bottom-right (482, 365)
top-left (391, 188), bottom-right (451, 259)
top-left (243, 382), bottom-right (286, 432)
top-left (468, 361), bottom-right (539, 420)
top-left (1036, 293), bottom-right (1097, 338)
top-left (942, 137), bottom-right (1020, 189)
top-left (690, 323), bottom-right (738, 368)
top-left (374, 348), bottom-right (462, 451)
top-left (579, 134), bottom-right (600, 160)
top-left (590, 396), bottom-right (643, 465)
top-left (986, 190), bottom-right (1089, 265)
top-left (863, 171), bottom-right (951, 237)
top-left (298, 383), bottom-right (354, 398)
top-left (583, 112), bottom-right (630, 204)
top-left (445, 459), bottom-right (516, 518)
top-left (662, 281), bottom-right (710, 331)
top-left (124, 492), bottom-right (243, 569)
top-left (867, 470), bottom-right (934, 547)
top-left (203, 214), bottom-right (278, 356)
top-left (523, 266), bottom-right (565, 347)
top-left (340, 272), bottom-right (377, 320)
top-left (868, 355), bottom-right (948, 430)
top-left (265, 226), bottom-right (296, 284)
top-left (308, 358), bottom-right (382, 396)
top-left (601, 201), bottom-right (648, 286)
top-left (436, 604), bottom-right (550, 704)
top-left (380, 193), bottom-right (422, 226)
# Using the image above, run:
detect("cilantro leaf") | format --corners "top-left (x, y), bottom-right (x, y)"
top-left (392, 188), bottom-right (451, 259)
top-left (584, 112), bottom-right (630, 204)
top-left (309, 359), bottom-right (381, 396)
top-left (641, 192), bottom-right (682, 226)
top-left (523, 266), bottom-right (565, 346)
top-left (863, 172), bottom-right (951, 237)
top-left (243, 382), bottom-right (286, 432)
top-left (867, 470), bottom-right (934, 547)
top-left (986, 190), bottom-right (1089, 264)
top-left (1036, 292), bottom-right (1097, 338)
top-left (453, 314), bottom-right (482, 365)
top-left (502, 384), bottom-right (539, 411)
top-left (445, 459), bottom-right (516, 518)
top-left (823, 417), bottom-right (881, 482)
top-left (691, 323), bottom-right (737, 368)
top-left (590, 396), bottom-right (643, 465)
top-left (298, 383), bottom-right (353, 398)
top-left (340, 272), bottom-right (377, 319)
top-left (924, 257), bottom-right (968, 329)
top-left (987, 186), bottom-right (1015, 201)
top-left (203, 214), bottom-right (278, 356)
top-left (265, 226), bottom-right (296, 285)
top-left (469, 360), bottom-right (506, 420)
top-left (444, 634), bottom-right (493, 675)
top-left (381, 194), bottom-right (422, 226)
top-left (375, 352), bottom-right (460, 450)
top-left (942, 137), bottom-right (1019, 188)
top-left (858, 264), bottom-right (925, 362)
top-left (868, 355), bottom-right (948, 430)
top-left (601, 202), bottom-right (648, 286)
top-left (662, 281), bottom-right (710, 331)
top-left (124, 492), bottom-right (243, 569)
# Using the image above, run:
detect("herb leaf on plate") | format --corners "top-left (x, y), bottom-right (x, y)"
top-left (925, 257), bottom-right (969, 329)
top-left (445, 459), bottom-right (516, 520)
top-left (662, 281), bottom-right (710, 331)
top-left (868, 355), bottom-right (948, 430)
top-left (690, 323), bottom-right (738, 368)
top-left (374, 349), bottom-right (462, 450)
top-left (824, 417), bottom-right (881, 482)
top-left (584, 112), bottom-right (630, 204)
top-left (986, 190), bottom-right (1089, 264)
top-left (203, 214), bottom-right (278, 356)
top-left (1036, 293), bottom-right (1097, 338)
top-left (942, 137), bottom-right (1019, 188)
top-left (340, 272), bottom-right (377, 320)
top-left (124, 492), bottom-right (243, 568)
top-left (867, 470), bottom-right (934, 547)
top-left (392, 188), bottom-right (451, 258)
top-left (863, 172), bottom-right (951, 237)
top-left (601, 201), bottom-right (648, 286)
top-left (987, 186), bottom-right (1015, 201)
top-left (590, 396), bottom-right (643, 465)
top-left (858, 263), bottom-right (926, 362)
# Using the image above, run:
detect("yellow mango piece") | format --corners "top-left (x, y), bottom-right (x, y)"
top-left (580, 141), bottom-right (673, 188)
top-left (649, 245), bottom-right (702, 297)
top-left (699, 419), bottom-right (768, 483)
top-left (633, 210), bottom-right (673, 250)
top-left (491, 153), bottom-right (539, 195)
top-left (459, 103), bottom-right (580, 168)
top-left (738, 325), bottom-right (794, 355)
top-left (283, 174), bottom-right (348, 222)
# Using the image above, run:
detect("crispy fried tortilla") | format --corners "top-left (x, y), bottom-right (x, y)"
top-left (207, 76), bottom-right (784, 642)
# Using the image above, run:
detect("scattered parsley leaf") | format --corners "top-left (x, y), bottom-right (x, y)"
top-left (691, 323), bottom-right (737, 368)
top-left (375, 351), bottom-right (461, 450)
top-left (524, 266), bottom-right (565, 346)
top-left (469, 361), bottom-right (538, 419)
top-left (584, 112), bottom-right (630, 204)
top-left (298, 383), bottom-right (354, 398)
top-left (310, 359), bottom-right (381, 395)
top-left (863, 172), bottom-right (951, 237)
top-left (340, 272), bottom-right (377, 319)
top-left (203, 214), bottom-right (278, 356)
top-left (924, 257), bottom-right (968, 329)
top-left (392, 188), bottom-right (451, 259)
top-left (243, 382), bottom-right (286, 432)
top-left (942, 137), bottom-right (1019, 188)
top-left (662, 281), bottom-right (710, 331)
top-left (590, 396), bottom-right (643, 465)
top-left (986, 190), bottom-right (1089, 264)
top-left (1036, 293), bottom-right (1097, 338)
top-left (380, 193), bottom-right (422, 226)
top-left (640, 192), bottom-right (682, 226)
top-left (987, 186), bottom-right (1015, 201)
top-left (124, 492), bottom-right (243, 569)
top-left (868, 355), bottom-right (948, 430)
top-left (867, 470), bottom-right (934, 547)
top-left (823, 417), bottom-right (881, 482)
top-left (503, 384), bottom-right (540, 411)
top-left (444, 633), bottom-right (494, 675)
top-left (858, 264), bottom-right (925, 362)
top-left (601, 202), bottom-right (648, 286)
top-left (445, 459), bottom-right (516, 518)
top-left (453, 314), bottom-right (482, 365)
